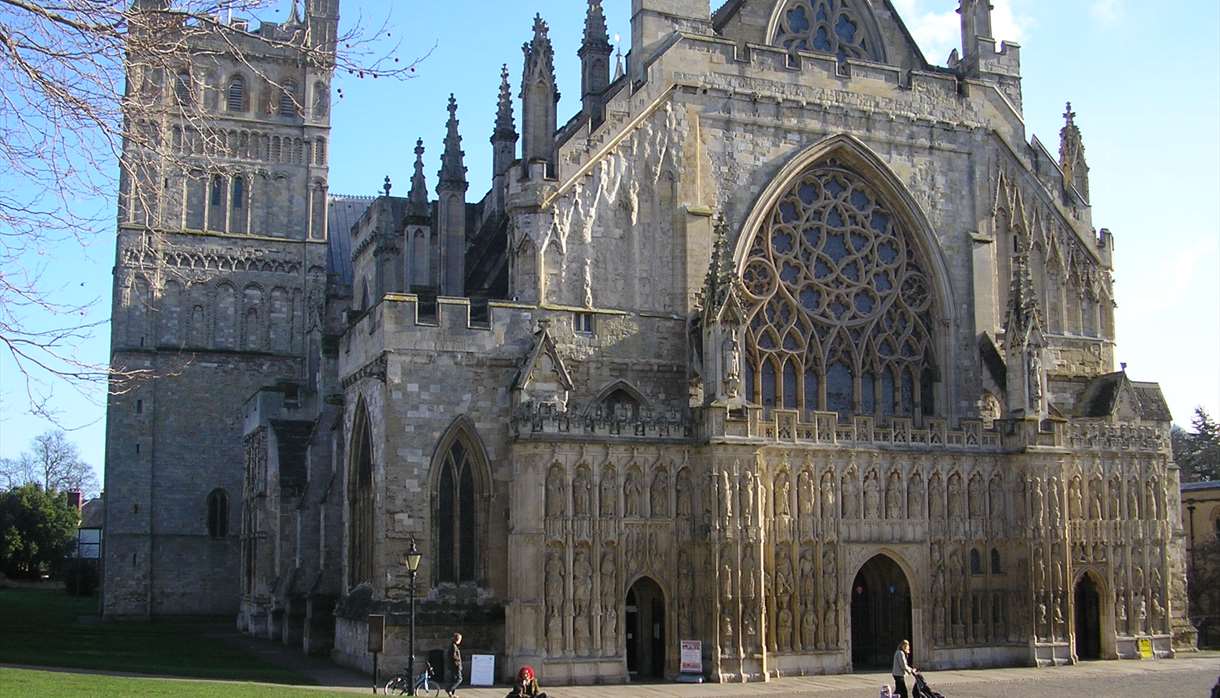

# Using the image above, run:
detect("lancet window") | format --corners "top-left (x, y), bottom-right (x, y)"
top-left (434, 431), bottom-right (481, 585)
top-left (740, 160), bottom-right (939, 420)
top-left (348, 406), bottom-right (374, 587)
top-left (772, 0), bottom-right (879, 61)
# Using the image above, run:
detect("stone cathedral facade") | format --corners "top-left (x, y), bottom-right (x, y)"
top-left (105, 0), bottom-right (1196, 684)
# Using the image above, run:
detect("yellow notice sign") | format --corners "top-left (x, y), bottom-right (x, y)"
top-left (1137, 638), bottom-right (1154, 659)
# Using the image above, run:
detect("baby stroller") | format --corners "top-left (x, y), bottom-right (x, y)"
top-left (912, 671), bottom-right (944, 698)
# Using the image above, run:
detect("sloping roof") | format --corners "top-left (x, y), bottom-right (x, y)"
top-left (1182, 480), bottom-right (1220, 492)
top-left (80, 497), bottom-right (105, 528)
top-left (327, 195), bottom-right (375, 285)
top-left (1131, 381), bottom-right (1172, 422)
top-left (1075, 371), bottom-right (1124, 418)
top-left (1073, 372), bottom-right (1172, 422)
top-left (466, 205), bottom-right (510, 300)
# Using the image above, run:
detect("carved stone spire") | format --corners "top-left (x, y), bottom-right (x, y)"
top-left (438, 94), bottom-right (468, 191)
top-left (521, 14), bottom-right (559, 174)
top-left (580, 0), bottom-right (613, 126)
top-left (1004, 240), bottom-right (1043, 345)
top-left (407, 138), bottom-right (429, 218)
top-left (494, 64), bottom-right (516, 139)
top-left (1059, 102), bottom-right (1090, 201)
top-left (436, 96), bottom-right (467, 296)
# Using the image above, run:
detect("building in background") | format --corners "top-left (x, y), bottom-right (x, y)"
top-left (105, 0), bottom-right (1196, 683)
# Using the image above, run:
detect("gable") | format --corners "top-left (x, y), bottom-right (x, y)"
top-left (714, 0), bottom-right (930, 72)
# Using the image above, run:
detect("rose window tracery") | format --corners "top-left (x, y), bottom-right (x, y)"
top-left (741, 160), bottom-right (938, 419)
top-left (772, 0), bottom-right (879, 62)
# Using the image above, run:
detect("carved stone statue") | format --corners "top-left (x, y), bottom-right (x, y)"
top-left (721, 562), bottom-right (734, 602)
top-left (1089, 479), bottom-right (1103, 520)
top-left (1031, 479), bottom-right (1044, 526)
top-left (676, 469), bottom-right (692, 517)
top-left (546, 467), bottom-right (567, 518)
top-left (1069, 478), bottom-right (1083, 520)
top-left (602, 600), bottom-right (617, 652)
top-left (908, 473), bottom-right (925, 520)
top-left (948, 475), bottom-right (964, 518)
top-left (929, 475), bottom-right (945, 520)
top-left (776, 551), bottom-right (794, 599)
top-left (777, 605), bottom-right (793, 652)
top-left (798, 469), bottom-right (815, 515)
top-left (842, 472), bottom-right (859, 519)
top-left (723, 329), bottom-right (742, 399)
top-left (624, 470), bottom-right (643, 517)
top-left (968, 474), bottom-right (985, 519)
top-left (800, 549), bottom-right (816, 601)
top-left (600, 468), bottom-right (617, 517)
top-left (886, 472), bottom-right (902, 519)
top-left (573, 468), bottom-right (591, 517)
top-left (601, 551), bottom-right (617, 607)
top-left (741, 472), bottom-right (756, 521)
top-left (1127, 481), bottom-right (1140, 520)
top-left (823, 600), bottom-right (838, 647)
top-left (721, 610), bottom-right (734, 646)
top-left (722, 470), bottom-right (734, 518)
top-left (775, 472), bottom-right (792, 517)
top-left (1048, 479), bottom-right (1061, 527)
top-left (801, 608), bottom-right (818, 650)
top-left (820, 473), bottom-right (835, 520)
top-left (651, 469), bottom-right (669, 518)
top-left (1028, 350), bottom-right (1042, 405)
top-left (572, 550), bottom-right (592, 618)
top-left (864, 472), bottom-right (881, 519)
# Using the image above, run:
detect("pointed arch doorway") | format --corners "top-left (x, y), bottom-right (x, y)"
top-left (1074, 573), bottom-right (1102, 660)
top-left (851, 554), bottom-right (913, 670)
top-left (625, 577), bottom-right (665, 680)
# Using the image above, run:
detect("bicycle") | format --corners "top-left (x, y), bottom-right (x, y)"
top-left (385, 661), bottom-right (439, 696)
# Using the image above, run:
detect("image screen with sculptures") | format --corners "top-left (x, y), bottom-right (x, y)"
top-left (102, 0), bottom-right (1194, 686)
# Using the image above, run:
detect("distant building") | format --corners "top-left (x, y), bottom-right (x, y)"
top-left (1182, 481), bottom-right (1220, 645)
top-left (76, 496), bottom-right (104, 561)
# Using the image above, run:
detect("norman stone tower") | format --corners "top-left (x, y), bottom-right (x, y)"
top-left (103, 0), bottom-right (337, 617)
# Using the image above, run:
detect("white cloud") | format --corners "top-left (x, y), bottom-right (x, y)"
top-left (891, 0), bottom-right (1032, 65)
top-left (1089, 0), bottom-right (1126, 23)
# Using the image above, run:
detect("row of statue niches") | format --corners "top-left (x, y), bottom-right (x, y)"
top-left (540, 463), bottom-right (1173, 529)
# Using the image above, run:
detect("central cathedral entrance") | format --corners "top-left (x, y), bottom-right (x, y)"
top-left (625, 577), bottom-right (665, 679)
top-left (851, 554), bottom-right (913, 670)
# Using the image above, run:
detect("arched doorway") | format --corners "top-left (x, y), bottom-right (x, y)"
top-left (625, 577), bottom-right (665, 680)
top-left (1074, 573), bottom-right (1102, 660)
top-left (851, 554), bottom-right (912, 670)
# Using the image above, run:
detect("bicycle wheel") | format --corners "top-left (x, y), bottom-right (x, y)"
top-left (384, 676), bottom-right (407, 695)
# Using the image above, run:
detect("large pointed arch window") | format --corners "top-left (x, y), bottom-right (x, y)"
top-left (434, 428), bottom-right (483, 584)
top-left (348, 406), bottom-right (374, 587)
top-left (740, 159), bottom-right (938, 420)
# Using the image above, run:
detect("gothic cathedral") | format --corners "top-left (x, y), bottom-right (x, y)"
top-left (104, 0), bottom-right (1196, 684)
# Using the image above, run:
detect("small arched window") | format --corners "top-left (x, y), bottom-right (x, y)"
top-left (207, 489), bottom-right (229, 539)
top-left (969, 548), bottom-right (982, 575)
top-left (227, 75), bottom-right (246, 112)
top-left (990, 548), bottom-right (1002, 574)
top-left (175, 70), bottom-right (193, 105)
top-left (210, 175), bottom-right (223, 207)
top-left (232, 176), bottom-right (245, 209)
top-left (278, 80), bottom-right (298, 117)
top-left (348, 405), bottom-right (374, 587)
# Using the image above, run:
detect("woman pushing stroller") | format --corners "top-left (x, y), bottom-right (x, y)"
top-left (892, 640), bottom-right (944, 698)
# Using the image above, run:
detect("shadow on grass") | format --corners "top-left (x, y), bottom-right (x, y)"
top-left (0, 588), bottom-right (313, 685)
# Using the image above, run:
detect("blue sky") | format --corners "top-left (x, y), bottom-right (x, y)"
top-left (1, 0), bottom-right (1217, 479)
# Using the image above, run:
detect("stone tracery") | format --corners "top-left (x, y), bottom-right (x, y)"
top-left (741, 161), bottom-right (938, 419)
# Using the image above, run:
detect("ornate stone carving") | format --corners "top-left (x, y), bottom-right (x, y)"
top-left (929, 472), bottom-right (945, 520)
top-left (820, 471), bottom-right (836, 520)
top-left (885, 470), bottom-right (902, 519)
top-left (948, 473), bottom-right (964, 519)
top-left (599, 465), bottom-right (617, 517)
top-left (864, 470), bottom-right (881, 519)
top-left (651, 467), bottom-right (669, 518)
top-left (623, 467), bottom-right (643, 517)
top-left (968, 472), bottom-right (985, 519)
top-left (573, 548), bottom-right (593, 654)
top-left (801, 606), bottom-right (818, 650)
top-left (775, 471), bottom-right (792, 517)
top-left (741, 471), bottom-right (756, 522)
top-left (573, 466), bottom-right (591, 517)
top-left (546, 465), bottom-right (567, 518)
top-left (1031, 477), bottom-right (1044, 527)
top-left (1069, 477), bottom-right (1083, 521)
top-left (545, 549), bottom-right (565, 654)
top-left (842, 469), bottom-right (859, 519)
top-left (798, 469), bottom-right (815, 516)
top-left (721, 470), bottom-right (734, 519)
top-left (907, 471), bottom-right (925, 520)
top-left (675, 467), bottom-right (693, 518)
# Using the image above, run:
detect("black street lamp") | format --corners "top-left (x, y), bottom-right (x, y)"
top-left (403, 538), bottom-right (423, 696)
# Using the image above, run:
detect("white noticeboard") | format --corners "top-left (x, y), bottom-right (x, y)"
top-left (679, 640), bottom-right (702, 674)
top-left (470, 654), bottom-right (495, 687)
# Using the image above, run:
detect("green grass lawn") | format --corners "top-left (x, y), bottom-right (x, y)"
top-left (0, 668), bottom-right (348, 697)
top-left (0, 588), bottom-right (311, 684)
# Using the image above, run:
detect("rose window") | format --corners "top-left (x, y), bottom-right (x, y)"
top-left (741, 161), bottom-right (938, 419)
top-left (772, 0), bottom-right (878, 62)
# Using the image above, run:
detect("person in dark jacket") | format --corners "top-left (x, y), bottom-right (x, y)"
top-left (446, 633), bottom-right (463, 698)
